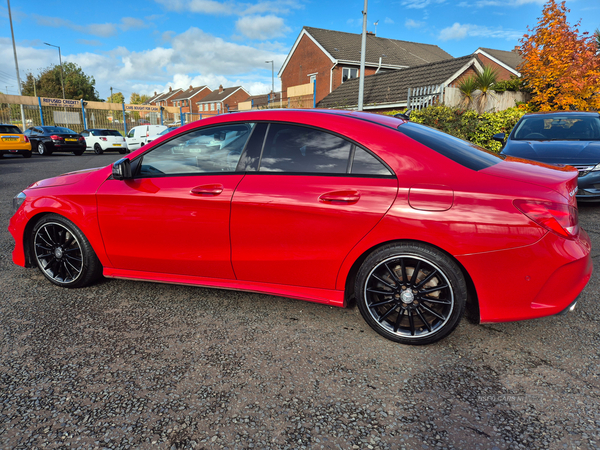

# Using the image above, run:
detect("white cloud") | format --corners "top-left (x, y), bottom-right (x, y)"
top-left (30, 15), bottom-right (149, 38)
top-left (405, 19), bottom-right (425, 29)
top-left (384, 17), bottom-right (395, 25)
top-left (236, 15), bottom-right (290, 40)
top-left (439, 22), bottom-right (522, 41)
top-left (153, 0), bottom-right (302, 16)
top-left (401, 0), bottom-right (445, 9)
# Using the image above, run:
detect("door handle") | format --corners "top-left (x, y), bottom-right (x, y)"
top-left (319, 190), bottom-right (360, 204)
top-left (190, 184), bottom-right (224, 196)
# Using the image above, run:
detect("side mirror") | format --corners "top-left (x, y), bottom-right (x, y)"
top-left (492, 133), bottom-right (506, 143)
top-left (112, 158), bottom-right (132, 180)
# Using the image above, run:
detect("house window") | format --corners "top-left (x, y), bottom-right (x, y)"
top-left (211, 103), bottom-right (215, 111)
top-left (342, 68), bottom-right (358, 83)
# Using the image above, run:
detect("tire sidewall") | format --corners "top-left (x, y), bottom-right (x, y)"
top-left (31, 214), bottom-right (101, 288)
top-left (355, 243), bottom-right (467, 345)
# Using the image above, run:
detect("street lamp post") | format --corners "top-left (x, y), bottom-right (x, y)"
top-left (265, 60), bottom-right (274, 94)
top-left (7, 0), bottom-right (26, 130)
top-left (44, 42), bottom-right (65, 101)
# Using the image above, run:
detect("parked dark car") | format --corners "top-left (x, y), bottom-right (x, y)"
top-left (23, 126), bottom-right (86, 156)
top-left (495, 111), bottom-right (600, 200)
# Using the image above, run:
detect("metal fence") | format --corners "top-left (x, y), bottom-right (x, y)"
top-left (0, 94), bottom-right (179, 134)
top-left (407, 85), bottom-right (444, 111)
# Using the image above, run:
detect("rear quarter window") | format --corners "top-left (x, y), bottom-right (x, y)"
top-left (397, 122), bottom-right (503, 171)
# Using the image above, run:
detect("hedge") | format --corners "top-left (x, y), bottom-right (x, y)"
top-left (384, 106), bottom-right (526, 153)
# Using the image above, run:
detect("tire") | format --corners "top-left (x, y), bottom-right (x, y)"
top-left (73, 150), bottom-right (84, 156)
top-left (119, 149), bottom-right (126, 154)
top-left (94, 143), bottom-right (104, 155)
top-left (23, 152), bottom-right (32, 158)
top-left (38, 142), bottom-right (51, 155)
top-left (355, 242), bottom-right (467, 345)
top-left (31, 214), bottom-right (103, 288)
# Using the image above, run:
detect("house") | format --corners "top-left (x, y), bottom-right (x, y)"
top-left (196, 85), bottom-right (250, 116)
top-left (317, 55), bottom-right (484, 112)
top-left (169, 85), bottom-right (212, 115)
top-left (279, 26), bottom-right (453, 105)
top-left (149, 87), bottom-right (184, 108)
top-left (473, 47), bottom-right (523, 79)
top-left (238, 92), bottom-right (283, 111)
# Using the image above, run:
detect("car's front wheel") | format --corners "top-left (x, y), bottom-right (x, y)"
top-left (355, 242), bottom-right (467, 345)
top-left (31, 214), bottom-right (103, 288)
top-left (38, 142), bottom-right (51, 155)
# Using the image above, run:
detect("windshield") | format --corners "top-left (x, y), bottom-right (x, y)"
top-left (0, 125), bottom-right (22, 134)
top-left (512, 115), bottom-right (600, 141)
top-left (397, 121), bottom-right (504, 171)
top-left (159, 128), bottom-right (176, 135)
top-left (91, 130), bottom-right (122, 136)
top-left (42, 126), bottom-right (77, 134)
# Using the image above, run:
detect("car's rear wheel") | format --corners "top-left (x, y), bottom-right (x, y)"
top-left (94, 143), bottom-right (103, 155)
top-left (73, 150), bottom-right (84, 156)
top-left (23, 152), bottom-right (32, 158)
top-left (355, 242), bottom-right (467, 345)
top-left (32, 214), bottom-right (103, 288)
top-left (119, 149), bottom-right (126, 154)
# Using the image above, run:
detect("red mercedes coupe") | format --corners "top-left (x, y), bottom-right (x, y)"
top-left (9, 110), bottom-right (592, 344)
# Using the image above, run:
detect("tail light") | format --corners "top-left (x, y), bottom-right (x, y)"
top-left (79, 136), bottom-right (85, 142)
top-left (100, 137), bottom-right (107, 141)
top-left (50, 135), bottom-right (63, 140)
top-left (23, 135), bottom-right (30, 143)
top-left (514, 199), bottom-right (579, 239)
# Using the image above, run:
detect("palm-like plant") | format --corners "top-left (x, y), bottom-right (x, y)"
top-left (475, 66), bottom-right (499, 113)
top-left (457, 76), bottom-right (478, 109)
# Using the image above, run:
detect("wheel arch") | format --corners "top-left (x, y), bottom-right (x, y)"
top-left (343, 238), bottom-right (480, 323)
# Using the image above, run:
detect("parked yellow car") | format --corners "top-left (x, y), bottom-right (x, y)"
top-left (0, 124), bottom-right (32, 158)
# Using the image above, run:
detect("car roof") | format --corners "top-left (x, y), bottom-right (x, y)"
top-left (523, 111), bottom-right (600, 117)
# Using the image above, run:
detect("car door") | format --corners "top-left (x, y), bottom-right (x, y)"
top-left (126, 127), bottom-right (143, 150)
top-left (96, 122), bottom-right (256, 278)
top-left (230, 123), bottom-right (398, 290)
top-left (80, 130), bottom-right (92, 150)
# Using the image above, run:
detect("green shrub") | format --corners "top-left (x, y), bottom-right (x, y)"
top-left (384, 106), bottom-right (526, 152)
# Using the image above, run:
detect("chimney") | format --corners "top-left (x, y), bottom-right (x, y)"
top-left (367, 31), bottom-right (375, 36)
top-left (189, 85), bottom-right (193, 90)
top-left (169, 86), bottom-right (172, 92)
top-left (219, 85), bottom-right (224, 93)
top-left (154, 91), bottom-right (157, 96)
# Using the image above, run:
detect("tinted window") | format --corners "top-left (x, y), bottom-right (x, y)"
top-left (138, 123), bottom-right (254, 176)
top-left (0, 125), bottom-right (22, 134)
top-left (41, 126), bottom-right (76, 134)
top-left (397, 122), bottom-right (503, 171)
top-left (351, 147), bottom-right (393, 176)
top-left (259, 124), bottom-right (352, 174)
top-left (512, 114), bottom-right (600, 141)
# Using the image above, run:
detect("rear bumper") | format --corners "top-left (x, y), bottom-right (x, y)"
top-left (0, 149), bottom-right (31, 155)
top-left (457, 229), bottom-right (593, 323)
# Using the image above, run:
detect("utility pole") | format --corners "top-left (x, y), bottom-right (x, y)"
top-left (357, 0), bottom-right (368, 111)
top-left (44, 42), bottom-right (65, 102)
top-left (7, 0), bottom-right (26, 130)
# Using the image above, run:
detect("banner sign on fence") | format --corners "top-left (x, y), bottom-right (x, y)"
top-left (41, 97), bottom-right (81, 108)
top-left (125, 104), bottom-right (159, 112)
top-left (53, 111), bottom-right (81, 125)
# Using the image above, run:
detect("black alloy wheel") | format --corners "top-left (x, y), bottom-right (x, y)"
top-left (32, 214), bottom-right (102, 288)
top-left (356, 243), bottom-right (467, 345)
top-left (94, 143), bottom-right (104, 154)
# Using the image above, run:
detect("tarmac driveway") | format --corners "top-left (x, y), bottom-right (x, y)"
top-left (1, 153), bottom-right (599, 449)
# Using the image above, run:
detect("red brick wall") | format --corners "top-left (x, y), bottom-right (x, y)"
top-left (281, 34), bottom-right (335, 104)
top-left (450, 67), bottom-right (479, 87)
top-left (475, 54), bottom-right (516, 81)
top-left (223, 90), bottom-right (250, 112)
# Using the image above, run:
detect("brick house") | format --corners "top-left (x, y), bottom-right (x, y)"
top-left (169, 85), bottom-right (212, 114)
top-left (279, 26), bottom-right (453, 105)
top-left (317, 55), bottom-right (484, 112)
top-left (473, 48), bottom-right (523, 79)
top-left (148, 87), bottom-right (183, 108)
top-left (196, 85), bottom-right (250, 116)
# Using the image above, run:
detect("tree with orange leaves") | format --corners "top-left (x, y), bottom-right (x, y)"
top-left (519, 0), bottom-right (600, 111)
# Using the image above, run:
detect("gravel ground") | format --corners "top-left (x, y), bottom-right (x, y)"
top-left (1, 152), bottom-right (600, 450)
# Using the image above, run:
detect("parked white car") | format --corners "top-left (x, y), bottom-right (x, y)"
top-left (146, 127), bottom-right (178, 145)
top-left (81, 129), bottom-right (128, 154)
top-left (126, 125), bottom-right (168, 151)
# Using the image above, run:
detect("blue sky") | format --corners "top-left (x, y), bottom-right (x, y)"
top-left (1, 0), bottom-right (598, 102)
